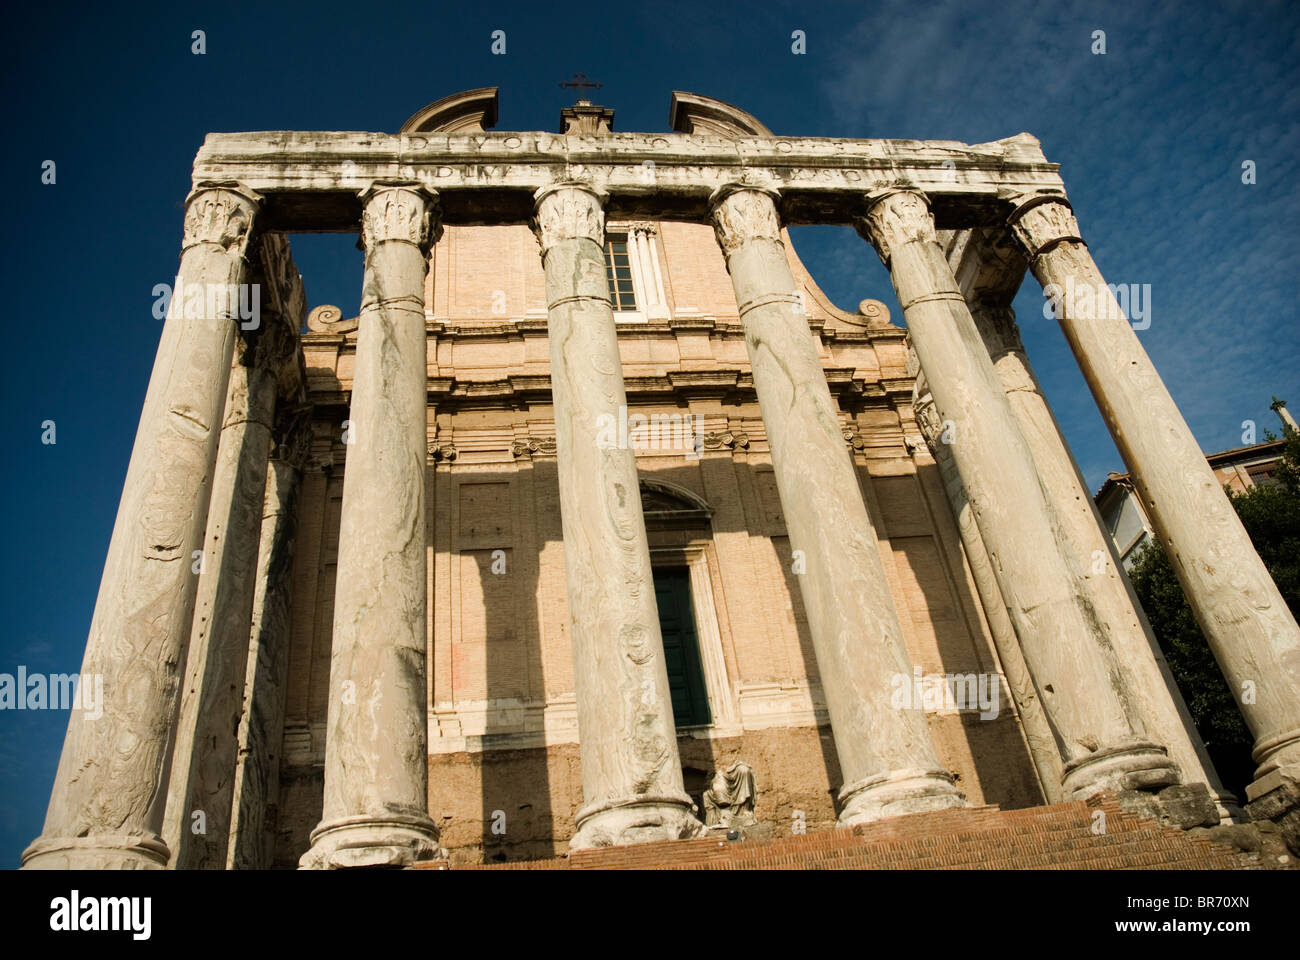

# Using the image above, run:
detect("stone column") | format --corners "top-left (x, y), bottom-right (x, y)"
top-left (912, 376), bottom-right (1065, 803)
top-left (300, 182), bottom-right (441, 869)
top-left (946, 227), bottom-right (1234, 819)
top-left (164, 302), bottom-right (289, 868)
top-left (531, 181), bottom-right (703, 848)
top-left (228, 416), bottom-right (307, 870)
top-left (710, 183), bottom-right (965, 824)
top-left (23, 182), bottom-right (261, 869)
top-left (858, 189), bottom-right (1179, 800)
top-left (1009, 195), bottom-right (1300, 835)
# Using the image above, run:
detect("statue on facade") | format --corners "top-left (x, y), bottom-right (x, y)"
top-left (703, 761), bottom-right (758, 830)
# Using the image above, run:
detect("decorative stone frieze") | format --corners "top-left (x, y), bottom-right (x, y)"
top-left (510, 437), bottom-right (557, 459)
top-left (698, 431), bottom-right (749, 451)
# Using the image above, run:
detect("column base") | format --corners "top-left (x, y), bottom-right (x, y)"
top-left (1244, 761), bottom-right (1300, 857)
top-left (570, 794), bottom-right (705, 850)
top-left (1062, 740), bottom-right (1180, 800)
top-left (21, 833), bottom-right (171, 870)
top-left (299, 813), bottom-right (444, 870)
top-left (836, 768), bottom-right (967, 827)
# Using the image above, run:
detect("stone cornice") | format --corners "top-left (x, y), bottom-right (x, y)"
top-left (192, 131), bottom-right (1064, 232)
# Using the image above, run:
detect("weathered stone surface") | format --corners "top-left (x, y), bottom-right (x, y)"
top-left (227, 424), bottom-right (308, 869)
top-left (42, 97), bottom-right (1286, 870)
top-left (912, 375), bottom-right (1065, 804)
top-left (859, 189), bottom-right (1178, 801)
top-left (164, 263), bottom-right (301, 868)
top-left (191, 129), bottom-right (1065, 230)
top-left (941, 225), bottom-right (1235, 821)
top-left (532, 181), bottom-right (703, 849)
top-left (1244, 763), bottom-right (1300, 855)
top-left (711, 184), bottom-right (964, 825)
top-left (300, 182), bottom-right (443, 869)
top-left (1117, 783), bottom-right (1219, 831)
top-left (23, 182), bottom-right (261, 870)
top-left (1010, 195), bottom-right (1300, 807)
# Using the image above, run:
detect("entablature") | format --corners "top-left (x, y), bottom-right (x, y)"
top-left (193, 129), bottom-right (1065, 232)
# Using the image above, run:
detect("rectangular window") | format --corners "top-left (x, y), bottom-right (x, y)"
top-left (604, 238), bottom-right (638, 311)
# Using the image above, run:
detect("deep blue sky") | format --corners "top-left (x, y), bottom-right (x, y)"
top-left (2, 0), bottom-right (1296, 867)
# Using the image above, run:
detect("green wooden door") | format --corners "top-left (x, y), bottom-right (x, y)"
top-left (653, 566), bottom-right (711, 727)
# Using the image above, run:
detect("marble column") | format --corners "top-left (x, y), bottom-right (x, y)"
top-left (1009, 194), bottom-right (1300, 829)
top-left (164, 307), bottom-right (288, 868)
top-left (300, 182), bottom-right (441, 869)
top-left (227, 415), bottom-right (308, 869)
top-left (946, 227), bottom-right (1235, 818)
top-left (858, 189), bottom-right (1179, 800)
top-left (23, 182), bottom-right (261, 869)
top-left (710, 183), bottom-right (965, 824)
top-left (912, 375), bottom-right (1065, 803)
top-left (532, 181), bottom-right (703, 848)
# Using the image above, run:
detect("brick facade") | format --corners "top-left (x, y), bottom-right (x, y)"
top-left (273, 219), bottom-right (1047, 866)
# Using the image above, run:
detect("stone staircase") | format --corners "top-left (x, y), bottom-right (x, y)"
top-left (416, 796), bottom-right (1295, 870)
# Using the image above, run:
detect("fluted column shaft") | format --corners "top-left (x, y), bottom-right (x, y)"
top-left (1009, 195), bottom-right (1300, 812)
top-left (859, 189), bottom-right (1178, 799)
top-left (301, 182), bottom-right (441, 869)
top-left (23, 182), bottom-right (261, 869)
top-left (532, 181), bottom-right (703, 849)
top-left (711, 184), bottom-right (964, 824)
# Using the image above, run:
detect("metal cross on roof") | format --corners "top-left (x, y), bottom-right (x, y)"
top-left (559, 72), bottom-right (603, 92)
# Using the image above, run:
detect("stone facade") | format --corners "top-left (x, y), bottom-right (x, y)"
top-left (24, 89), bottom-right (1300, 869)
top-left (275, 210), bottom-right (1043, 865)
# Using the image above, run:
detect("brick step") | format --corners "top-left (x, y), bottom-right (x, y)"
top-left (418, 797), bottom-right (1276, 870)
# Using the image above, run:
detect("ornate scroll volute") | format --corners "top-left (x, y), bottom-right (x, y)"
top-left (359, 180), bottom-right (441, 253)
top-left (856, 189), bottom-right (936, 267)
top-left (306, 305), bottom-right (359, 335)
top-left (182, 181), bottom-right (263, 257)
top-left (531, 181), bottom-right (607, 254)
top-left (708, 183), bottom-right (782, 257)
top-left (1007, 194), bottom-right (1084, 261)
top-left (855, 298), bottom-right (892, 325)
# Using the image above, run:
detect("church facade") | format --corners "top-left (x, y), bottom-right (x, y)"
top-left (23, 89), bottom-right (1300, 869)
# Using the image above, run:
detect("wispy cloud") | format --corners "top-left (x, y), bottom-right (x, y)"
top-left (793, 0), bottom-right (1299, 488)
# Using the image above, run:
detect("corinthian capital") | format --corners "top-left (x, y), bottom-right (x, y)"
top-left (359, 181), bottom-right (440, 252)
top-left (856, 190), bottom-right (935, 267)
top-left (1007, 194), bottom-right (1084, 260)
top-left (531, 181), bottom-right (607, 253)
top-left (182, 181), bottom-right (263, 257)
top-left (708, 184), bottom-right (782, 256)
top-left (910, 370), bottom-right (950, 455)
top-left (973, 303), bottom-right (1025, 359)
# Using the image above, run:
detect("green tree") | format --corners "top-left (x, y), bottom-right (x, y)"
top-left (1127, 408), bottom-right (1300, 801)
